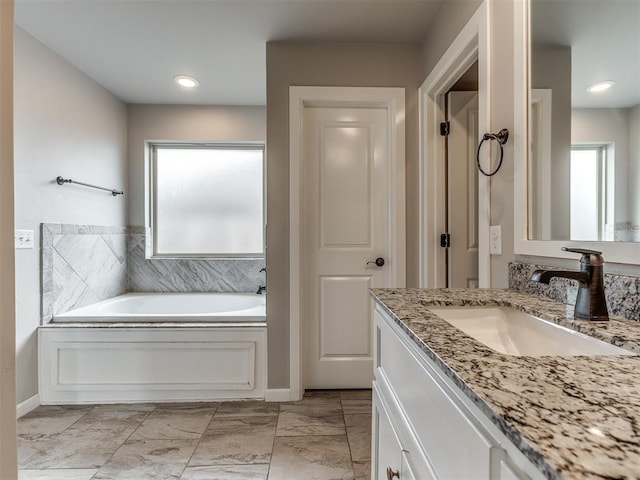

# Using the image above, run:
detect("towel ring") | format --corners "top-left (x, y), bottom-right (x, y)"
top-left (476, 128), bottom-right (509, 177)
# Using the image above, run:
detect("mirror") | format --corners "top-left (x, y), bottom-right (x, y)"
top-left (528, 0), bottom-right (640, 242)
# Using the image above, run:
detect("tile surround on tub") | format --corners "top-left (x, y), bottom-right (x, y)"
top-left (41, 223), bottom-right (128, 323)
top-left (509, 261), bottom-right (640, 322)
top-left (41, 223), bottom-right (266, 323)
top-left (127, 229), bottom-right (265, 293)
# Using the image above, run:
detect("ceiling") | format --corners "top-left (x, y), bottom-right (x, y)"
top-left (532, 0), bottom-right (640, 109)
top-left (15, 0), bottom-right (444, 106)
top-left (17, 1), bottom-right (637, 109)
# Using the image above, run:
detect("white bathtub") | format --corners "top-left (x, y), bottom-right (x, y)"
top-left (40, 292), bottom-right (267, 404)
top-left (53, 292), bottom-right (266, 323)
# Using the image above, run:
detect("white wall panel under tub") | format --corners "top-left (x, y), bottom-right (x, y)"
top-left (38, 326), bottom-right (267, 404)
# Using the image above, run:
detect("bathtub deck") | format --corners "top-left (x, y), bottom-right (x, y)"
top-left (44, 321), bottom-right (267, 328)
top-left (52, 292), bottom-right (266, 323)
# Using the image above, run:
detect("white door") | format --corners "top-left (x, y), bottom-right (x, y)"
top-left (300, 98), bottom-right (403, 389)
top-left (447, 91), bottom-right (479, 288)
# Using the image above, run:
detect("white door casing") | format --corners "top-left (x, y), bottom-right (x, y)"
top-left (290, 87), bottom-right (405, 399)
top-left (529, 89), bottom-right (553, 240)
top-left (447, 91), bottom-right (479, 288)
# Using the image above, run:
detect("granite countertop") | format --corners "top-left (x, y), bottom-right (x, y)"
top-left (370, 288), bottom-right (640, 480)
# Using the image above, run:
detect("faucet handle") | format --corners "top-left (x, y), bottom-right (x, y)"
top-left (562, 247), bottom-right (602, 255)
top-left (562, 247), bottom-right (604, 265)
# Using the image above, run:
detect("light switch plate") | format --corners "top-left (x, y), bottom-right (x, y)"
top-left (15, 229), bottom-right (34, 249)
top-left (490, 225), bottom-right (502, 255)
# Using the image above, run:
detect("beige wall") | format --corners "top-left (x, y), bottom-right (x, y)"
top-left (0, 1), bottom-right (17, 477)
top-left (266, 43), bottom-right (420, 388)
top-left (13, 27), bottom-right (128, 405)
top-left (419, 0), bottom-right (482, 80)
top-left (486, 0), bottom-right (516, 287)
top-left (572, 108), bottom-right (631, 224)
top-left (127, 105), bottom-right (266, 226)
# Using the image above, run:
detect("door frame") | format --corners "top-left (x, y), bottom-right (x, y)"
top-left (418, 1), bottom-right (491, 288)
top-left (289, 86), bottom-right (406, 401)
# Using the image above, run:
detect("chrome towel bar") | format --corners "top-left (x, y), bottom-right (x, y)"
top-left (56, 176), bottom-right (124, 196)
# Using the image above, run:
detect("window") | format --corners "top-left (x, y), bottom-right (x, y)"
top-left (570, 145), bottom-right (609, 241)
top-left (148, 144), bottom-right (265, 258)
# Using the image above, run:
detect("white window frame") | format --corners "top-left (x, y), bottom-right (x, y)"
top-left (570, 143), bottom-right (609, 241)
top-left (146, 142), bottom-right (266, 259)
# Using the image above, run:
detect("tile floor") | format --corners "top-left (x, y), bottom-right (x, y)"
top-left (17, 390), bottom-right (372, 480)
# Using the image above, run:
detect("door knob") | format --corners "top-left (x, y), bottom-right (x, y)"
top-left (386, 466), bottom-right (400, 479)
top-left (367, 257), bottom-right (385, 267)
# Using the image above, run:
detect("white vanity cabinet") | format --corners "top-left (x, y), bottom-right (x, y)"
top-left (372, 304), bottom-right (545, 480)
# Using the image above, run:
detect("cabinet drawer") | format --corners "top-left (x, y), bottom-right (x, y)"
top-left (375, 308), bottom-right (495, 479)
top-left (374, 382), bottom-right (438, 480)
top-left (373, 384), bottom-right (403, 480)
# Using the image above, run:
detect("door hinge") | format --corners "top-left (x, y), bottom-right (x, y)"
top-left (440, 121), bottom-right (450, 136)
top-left (440, 233), bottom-right (451, 248)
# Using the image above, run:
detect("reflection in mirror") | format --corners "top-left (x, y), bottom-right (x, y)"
top-left (529, 0), bottom-right (640, 242)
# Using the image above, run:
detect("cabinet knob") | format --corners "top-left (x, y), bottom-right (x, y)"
top-left (386, 466), bottom-right (400, 479)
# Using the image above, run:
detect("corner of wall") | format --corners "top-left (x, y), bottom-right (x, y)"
top-left (0, 0), bottom-right (17, 474)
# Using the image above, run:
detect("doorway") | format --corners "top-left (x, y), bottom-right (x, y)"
top-left (289, 87), bottom-right (406, 398)
top-left (445, 63), bottom-right (479, 288)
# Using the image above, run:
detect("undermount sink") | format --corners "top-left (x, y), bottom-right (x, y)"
top-left (428, 306), bottom-right (634, 357)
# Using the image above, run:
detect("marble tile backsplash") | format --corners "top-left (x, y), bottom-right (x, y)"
top-left (127, 228), bottom-right (265, 293)
top-left (42, 223), bottom-right (128, 322)
top-left (606, 222), bottom-right (640, 242)
top-left (509, 262), bottom-right (640, 322)
top-left (42, 223), bottom-right (266, 323)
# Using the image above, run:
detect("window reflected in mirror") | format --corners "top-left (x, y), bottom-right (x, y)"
top-left (570, 145), bottom-right (610, 241)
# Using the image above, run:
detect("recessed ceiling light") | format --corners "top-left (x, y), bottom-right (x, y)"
top-left (586, 81), bottom-right (614, 93)
top-left (174, 75), bottom-right (199, 88)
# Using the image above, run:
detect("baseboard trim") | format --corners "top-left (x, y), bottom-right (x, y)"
top-left (17, 394), bottom-right (40, 418)
top-left (264, 388), bottom-right (292, 402)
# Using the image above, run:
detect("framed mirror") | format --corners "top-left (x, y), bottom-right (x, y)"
top-left (514, 0), bottom-right (640, 264)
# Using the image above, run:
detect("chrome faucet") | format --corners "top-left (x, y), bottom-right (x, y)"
top-left (530, 247), bottom-right (609, 321)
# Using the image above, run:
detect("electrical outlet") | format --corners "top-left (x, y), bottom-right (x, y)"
top-left (15, 229), bottom-right (34, 249)
top-left (490, 225), bottom-right (502, 255)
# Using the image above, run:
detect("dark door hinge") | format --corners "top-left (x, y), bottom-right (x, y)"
top-left (440, 233), bottom-right (451, 248)
top-left (440, 121), bottom-right (450, 136)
